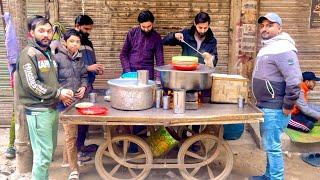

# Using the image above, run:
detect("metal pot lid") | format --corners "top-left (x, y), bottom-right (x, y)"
top-left (155, 64), bottom-right (215, 74)
top-left (108, 78), bottom-right (155, 88)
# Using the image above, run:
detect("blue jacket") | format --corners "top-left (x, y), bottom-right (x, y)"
top-left (80, 36), bottom-right (96, 86)
top-left (163, 25), bottom-right (218, 66)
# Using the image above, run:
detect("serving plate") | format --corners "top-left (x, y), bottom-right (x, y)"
top-left (75, 102), bottom-right (94, 109)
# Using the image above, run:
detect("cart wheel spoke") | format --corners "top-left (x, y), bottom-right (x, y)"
top-left (103, 150), bottom-right (111, 157)
top-left (123, 140), bottom-right (129, 158)
top-left (186, 150), bottom-right (205, 160)
top-left (190, 166), bottom-right (201, 176)
top-left (95, 134), bottom-right (153, 180)
top-left (127, 153), bottom-right (146, 161)
top-left (207, 165), bottom-right (215, 179)
top-left (203, 140), bottom-right (213, 155)
top-left (128, 167), bottom-right (137, 178)
top-left (109, 164), bottom-right (121, 176)
top-left (178, 134), bottom-right (233, 180)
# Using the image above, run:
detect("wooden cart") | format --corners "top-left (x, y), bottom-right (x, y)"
top-left (60, 96), bottom-right (263, 180)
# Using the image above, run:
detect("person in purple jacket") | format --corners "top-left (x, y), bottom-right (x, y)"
top-left (119, 10), bottom-right (164, 80)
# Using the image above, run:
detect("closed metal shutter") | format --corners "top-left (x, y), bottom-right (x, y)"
top-left (58, 0), bottom-right (231, 89)
top-left (0, 0), bottom-right (45, 126)
top-left (259, 0), bottom-right (320, 103)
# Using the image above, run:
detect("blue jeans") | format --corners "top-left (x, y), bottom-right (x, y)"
top-left (260, 108), bottom-right (290, 180)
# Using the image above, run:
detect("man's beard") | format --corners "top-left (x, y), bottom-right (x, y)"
top-left (142, 29), bottom-right (153, 36)
top-left (35, 38), bottom-right (51, 48)
top-left (196, 30), bottom-right (207, 38)
top-left (79, 30), bottom-right (90, 39)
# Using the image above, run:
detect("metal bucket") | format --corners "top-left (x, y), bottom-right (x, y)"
top-left (146, 126), bottom-right (179, 157)
top-left (108, 78), bottom-right (155, 110)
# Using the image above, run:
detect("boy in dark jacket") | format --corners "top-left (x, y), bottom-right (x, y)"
top-left (55, 29), bottom-right (88, 180)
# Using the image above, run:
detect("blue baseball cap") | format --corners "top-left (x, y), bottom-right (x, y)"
top-left (258, 12), bottom-right (282, 26)
top-left (302, 72), bottom-right (320, 81)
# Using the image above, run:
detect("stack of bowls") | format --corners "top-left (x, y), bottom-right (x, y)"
top-left (171, 56), bottom-right (199, 71)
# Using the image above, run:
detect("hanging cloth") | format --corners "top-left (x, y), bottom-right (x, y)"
top-left (4, 12), bottom-right (20, 87)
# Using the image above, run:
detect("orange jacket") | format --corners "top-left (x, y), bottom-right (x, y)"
top-left (291, 82), bottom-right (309, 115)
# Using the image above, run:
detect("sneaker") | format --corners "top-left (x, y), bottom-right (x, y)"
top-left (82, 144), bottom-right (98, 153)
top-left (5, 147), bottom-right (16, 159)
top-left (78, 152), bottom-right (92, 163)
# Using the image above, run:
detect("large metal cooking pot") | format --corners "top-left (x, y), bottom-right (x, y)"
top-left (107, 78), bottom-right (155, 110)
top-left (155, 64), bottom-right (215, 90)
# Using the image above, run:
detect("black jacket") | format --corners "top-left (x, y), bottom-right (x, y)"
top-left (163, 25), bottom-right (218, 66)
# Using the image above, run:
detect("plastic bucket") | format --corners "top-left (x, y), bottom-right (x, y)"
top-left (223, 124), bottom-right (244, 140)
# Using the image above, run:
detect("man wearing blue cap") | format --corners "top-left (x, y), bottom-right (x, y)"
top-left (250, 12), bottom-right (302, 180)
top-left (288, 71), bottom-right (320, 132)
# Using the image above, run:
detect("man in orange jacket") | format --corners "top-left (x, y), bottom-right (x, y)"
top-left (287, 71), bottom-right (320, 132)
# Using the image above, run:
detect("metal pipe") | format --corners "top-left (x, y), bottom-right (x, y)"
top-left (181, 39), bottom-right (204, 57)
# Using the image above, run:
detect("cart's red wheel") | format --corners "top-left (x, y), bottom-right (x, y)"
top-left (95, 135), bottom-right (153, 180)
top-left (177, 134), bottom-right (233, 180)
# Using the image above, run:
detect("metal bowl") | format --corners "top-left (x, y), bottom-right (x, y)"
top-left (155, 64), bottom-right (215, 90)
top-left (108, 78), bottom-right (156, 110)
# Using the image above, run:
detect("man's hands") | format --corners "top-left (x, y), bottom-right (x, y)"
top-left (202, 52), bottom-right (214, 68)
top-left (283, 108), bottom-right (292, 116)
top-left (174, 33), bottom-right (184, 41)
top-left (87, 64), bottom-right (104, 75)
top-left (75, 87), bottom-right (86, 99)
top-left (59, 89), bottom-right (74, 106)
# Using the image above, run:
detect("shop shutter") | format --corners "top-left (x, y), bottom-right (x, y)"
top-left (259, 0), bottom-right (320, 103)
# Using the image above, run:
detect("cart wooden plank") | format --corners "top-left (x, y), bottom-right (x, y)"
top-left (60, 96), bottom-right (263, 126)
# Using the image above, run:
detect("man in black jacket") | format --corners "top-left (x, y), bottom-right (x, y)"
top-left (163, 12), bottom-right (218, 68)
top-left (74, 15), bottom-right (103, 162)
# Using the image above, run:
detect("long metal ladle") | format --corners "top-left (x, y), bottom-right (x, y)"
top-left (181, 39), bottom-right (204, 57)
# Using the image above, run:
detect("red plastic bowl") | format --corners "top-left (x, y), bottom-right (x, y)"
top-left (77, 105), bottom-right (108, 115)
top-left (172, 63), bottom-right (199, 71)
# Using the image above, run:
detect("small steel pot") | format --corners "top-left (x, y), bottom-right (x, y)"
top-left (107, 78), bottom-right (155, 110)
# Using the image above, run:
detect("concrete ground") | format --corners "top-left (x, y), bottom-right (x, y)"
top-left (1, 124), bottom-right (320, 180)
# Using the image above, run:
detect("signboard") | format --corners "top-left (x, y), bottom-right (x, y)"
top-left (310, 0), bottom-right (320, 28)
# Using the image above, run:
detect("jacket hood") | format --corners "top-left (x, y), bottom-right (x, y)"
top-left (258, 32), bottom-right (297, 57)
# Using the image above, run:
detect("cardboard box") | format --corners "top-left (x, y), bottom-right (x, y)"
top-left (211, 74), bottom-right (248, 103)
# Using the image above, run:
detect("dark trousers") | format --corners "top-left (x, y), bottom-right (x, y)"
top-left (76, 125), bottom-right (89, 151)
top-left (287, 112), bottom-right (317, 132)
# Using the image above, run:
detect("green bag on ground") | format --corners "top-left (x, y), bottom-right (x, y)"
top-left (285, 123), bottom-right (320, 143)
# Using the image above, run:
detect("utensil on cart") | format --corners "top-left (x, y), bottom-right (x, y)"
top-left (171, 56), bottom-right (199, 71)
top-left (108, 78), bottom-right (156, 110)
top-left (89, 93), bottom-right (97, 103)
top-left (77, 105), bottom-right (108, 115)
top-left (181, 39), bottom-right (204, 57)
top-left (75, 102), bottom-right (94, 109)
top-left (173, 90), bottom-right (186, 114)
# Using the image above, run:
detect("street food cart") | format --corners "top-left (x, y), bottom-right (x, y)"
top-left (60, 96), bottom-right (263, 180)
top-left (60, 61), bottom-right (263, 180)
